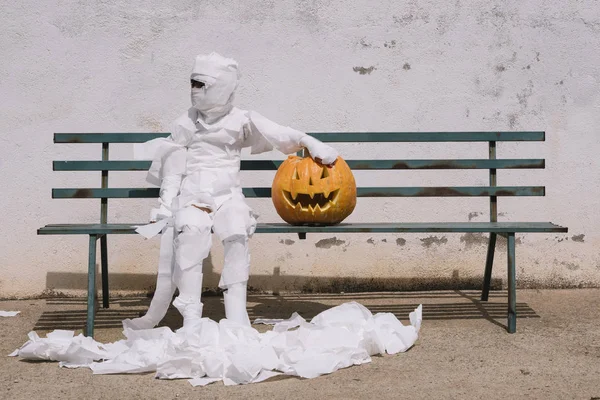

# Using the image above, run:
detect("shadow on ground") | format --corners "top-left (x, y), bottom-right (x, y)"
top-left (34, 290), bottom-right (538, 332)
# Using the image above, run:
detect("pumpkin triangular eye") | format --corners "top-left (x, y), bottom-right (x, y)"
top-left (321, 167), bottom-right (329, 179)
top-left (293, 168), bottom-right (300, 180)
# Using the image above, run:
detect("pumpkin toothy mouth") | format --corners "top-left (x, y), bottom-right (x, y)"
top-left (282, 189), bottom-right (340, 212)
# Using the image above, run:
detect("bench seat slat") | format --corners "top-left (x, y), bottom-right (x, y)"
top-left (54, 131), bottom-right (545, 144)
top-left (52, 186), bottom-right (545, 199)
top-left (53, 159), bottom-right (546, 171)
top-left (38, 222), bottom-right (568, 235)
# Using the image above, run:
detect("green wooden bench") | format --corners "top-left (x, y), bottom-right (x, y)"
top-left (39, 131), bottom-right (567, 337)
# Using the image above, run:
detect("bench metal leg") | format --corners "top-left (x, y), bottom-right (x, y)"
top-left (481, 233), bottom-right (497, 301)
top-left (85, 235), bottom-right (98, 337)
top-left (507, 233), bottom-right (517, 333)
top-left (100, 235), bottom-right (109, 309)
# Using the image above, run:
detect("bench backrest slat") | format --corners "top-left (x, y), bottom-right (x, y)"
top-left (53, 159), bottom-right (545, 171)
top-left (54, 131), bottom-right (545, 143)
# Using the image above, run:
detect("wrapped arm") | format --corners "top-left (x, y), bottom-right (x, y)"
top-left (243, 111), bottom-right (338, 164)
top-left (134, 113), bottom-right (193, 220)
top-left (298, 135), bottom-right (339, 165)
top-left (151, 144), bottom-right (186, 220)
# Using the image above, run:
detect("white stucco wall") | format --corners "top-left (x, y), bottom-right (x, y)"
top-left (1, 0), bottom-right (599, 298)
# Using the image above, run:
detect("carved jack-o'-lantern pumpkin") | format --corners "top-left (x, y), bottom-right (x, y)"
top-left (272, 155), bottom-right (357, 225)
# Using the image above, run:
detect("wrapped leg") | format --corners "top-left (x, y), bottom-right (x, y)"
top-left (172, 206), bottom-right (213, 328)
top-left (213, 195), bottom-right (256, 326)
top-left (223, 280), bottom-right (250, 326)
top-left (173, 266), bottom-right (204, 329)
top-left (221, 235), bottom-right (251, 326)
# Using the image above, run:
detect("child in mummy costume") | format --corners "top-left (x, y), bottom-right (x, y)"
top-left (124, 52), bottom-right (338, 330)
top-left (12, 52), bottom-right (421, 383)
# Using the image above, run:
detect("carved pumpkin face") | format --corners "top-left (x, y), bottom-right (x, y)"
top-left (272, 155), bottom-right (356, 225)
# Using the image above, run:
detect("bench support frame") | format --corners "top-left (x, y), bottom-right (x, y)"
top-left (100, 142), bottom-right (110, 310)
top-left (507, 233), bottom-right (517, 333)
top-left (86, 235), bottom-right (98, 337)
top-left (479, 140), bottom-right (517, 332)
top-left (481, 233), bottom-right (497, 301)
top-left (481, 231), bottom-right (517, 333)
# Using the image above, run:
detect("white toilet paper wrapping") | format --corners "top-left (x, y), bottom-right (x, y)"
top-left (10, 302), bottom-right (422, 386)
top-left (0, 311), bottom-right (20, 317)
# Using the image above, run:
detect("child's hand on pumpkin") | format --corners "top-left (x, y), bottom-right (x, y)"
top-left (300, 136), bottom-right (338, 165)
